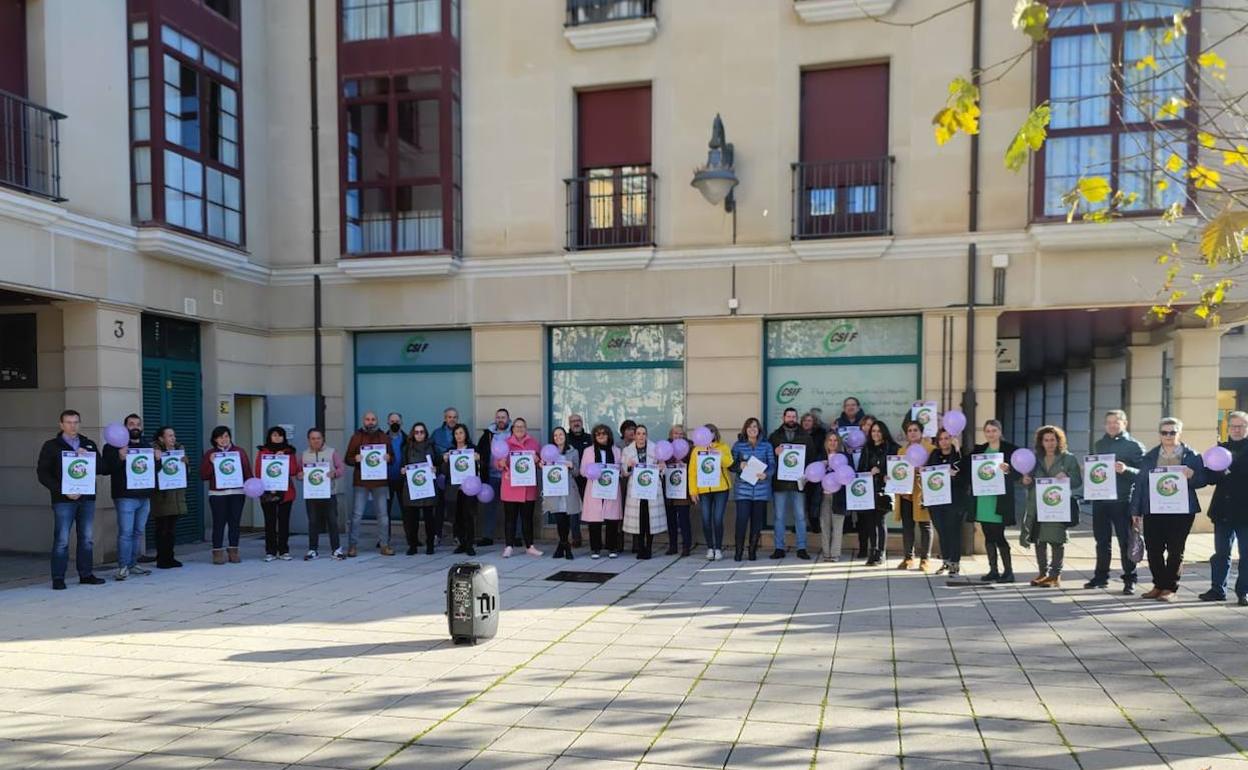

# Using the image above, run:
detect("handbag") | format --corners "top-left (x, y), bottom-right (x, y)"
top-left (1128, 522), bottom-right (1145, 564)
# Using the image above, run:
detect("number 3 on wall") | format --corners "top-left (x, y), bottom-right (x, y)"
top-left (114, 320), bottom-right (125, 339)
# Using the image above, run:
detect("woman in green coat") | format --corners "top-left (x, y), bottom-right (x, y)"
top-left (1020, 425), bottom-right (1082, 588)
top-left (151, 426), bottom-right (188, 569)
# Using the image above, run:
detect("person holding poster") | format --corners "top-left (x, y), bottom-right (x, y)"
top-left (730, 418), bottom-right (775, 562)
top-left (399, 423), bottom-right (438, 556)
top-left (1129, 417), bottom-right (1207, 601)
top-left (36, 410), bottom-right (106, 590)
top-left (894, 421), bottom-right (934, 572)
top-left (149, 426), bottom-right (188, 569)
top-left (345, 411), bottom-right (394, 557)
top-left (802, 412), bottom-right (826, 536)
top-left (970, 420), bottom-right (1020, 583)
top-left (768, 408), bottom-right (814, 561)
top-left (440, 424), bottom-right (480, 556)
top-left (689, 424), bottom-right (732, 561)
top-left (497, 418), bottom-right (541, 558)
top-left (200, 426), bottom-right (252, 565)
top-left (858, 420), bottom-right (895, 566)
top-left (910, 401), bottom-right (939, 439)
top-left (926, 429), bottom-right (966, 577)
top-left (541, 427), bottom-right (582, 560)
top-left (101, 413), bottom-right (156, 581)
top-left (582, 425), bottom-right (623, 558)
top-left (1019, 426), bottom-right (1082, 588)
top-left (664, 425), bottom-right (693, 556)
top-left (622, 425), bottom-right (668, 560)
top-left (255, 427), bottom-right (302, 562)
top-left (1085, 410), bottom-right (1147, 593)
top-left (300, 428), bottom-right (345, 560)
top-left (817, 432), bottom-right (851, 562)
top-left (1202, 411), bottom-right (1248, 605)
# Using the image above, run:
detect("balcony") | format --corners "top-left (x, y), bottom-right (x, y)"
top-left (564, 170), bottom-right (657, 253)
top-left (791, 157), bottom-right (893, 240)
top-left (0, 90), bottom-right (67, 202)
top-left (564, 0), bottom-right (657, 50)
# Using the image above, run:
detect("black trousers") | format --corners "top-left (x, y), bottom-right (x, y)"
top-left (1092, 502), bottom-right (1136, 584)
top-left (154, 516), bottom-right (178, 565)
top-left (981, 522), bottom-right (1009, 571)
top-left (404, 505), bottom-right (437, 551)
top-left (588, 520), bottom-right (621, 553)
top-left (450, 491), bottom-right (477, 547)
top-left (666, 504), bottom-right (692, 552)
top-left (636, 502), bottom-right (654, 556)
top-left (504, 501), bottom-right (535, 548)
top-left (306, 498), bottom-right (340, 553)
top-left (1143, 513), bottom-right (1194, 591)
top-left (733, 499), bottom-right (767, 547)
top-left (261, 499), bottom-right (292, 556)
top-left (556, 512), bottom-right (571, 544)
top-left (858, 510), bottom-right (884, 554)
top-left (804, 483), bottom-right (823, 533)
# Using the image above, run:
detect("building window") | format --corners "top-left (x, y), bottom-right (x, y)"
top-left (1035, 0), bottom-right (1197, 219)
top-left (566, 0), bottom-right (655, 26)
top-left (342, 0), bottom-right (441, 41)
top-left (129, 18), bottom-right (244, 246)
top-left (342, 73), bottom-right (459, 255)
top-left (0, 314), bottom-right (37, 389)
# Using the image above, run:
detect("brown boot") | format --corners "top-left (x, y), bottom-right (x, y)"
top-left (347, 545), bottom-right (358, 558)
top-left (1141, 586), bottom-right (1163, 599)
top-left (380, 545), bottom-right (395, 556)
top-left (212, 549), bottom-right (226, 565)
top-left (896, 558), bottom-right (913, 570)
top-left (227, 547), bottom-right (241, 563)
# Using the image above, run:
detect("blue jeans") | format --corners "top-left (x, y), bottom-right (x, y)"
top-left (480, 477), bottom-right (502, 541)
top-left (52, 500), bottom-right (96, 580)
top-left (115, 497), bottom-right (151, 568)
top-left (1211, 520), bottom-right (1248, 597)
top-left (351, 486), bottom-right (392, 547)
top-left (699, 490), bottom-right (728, 550)
top-left (773, 489), bottom-right (808, 550)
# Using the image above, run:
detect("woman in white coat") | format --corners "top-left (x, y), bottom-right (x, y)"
top-left (581, 424), bottom-right (623, 559)
top-left (622, 424), bottom-right (668, 559)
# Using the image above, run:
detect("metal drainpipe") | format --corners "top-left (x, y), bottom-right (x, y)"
top-left (962, 0), bottom-right (983, 446)
top-left (309, 0), bottom-right (326, 431)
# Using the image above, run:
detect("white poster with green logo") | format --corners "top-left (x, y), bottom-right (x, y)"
top-left (61, 451), bottom-right (96, 496)
top-left (592, 463), bottom-right (620, 500)
top-left (448, 449), bottom-right (476, 485)
top-left (885, 455), bottom-right (913, 495)
top-left (630, 463), bottom-right (661, 501)
top-left (1148, 466), bottom-right (1189, 514)
top-left (695, 450), bottom-right (722, 489)
top-left (910, 401), bottom-right (939, 438)
top-left (212, 451), bottom-right (244, 489)
top-left (1036, 477), bottom-right (1072, 522)
top-left (664, 466), bottom-right (687, 500)
top-left (920, 464), bottom-right (952, 506)
top-left (302, 461), bottom-right (331, 500)
top-left (970, 453), bottom-right (1006, 497)
top-left (125, 448), bottom-right (156, 490)
top-left (158, 449), bottom-right (187, 490)
top-left (405, 462), bottom-right (435, 501)
top-left (509, 451), bottom-right (537, 487)
top-left (260, 453), bottom-right (290, 493)
top-left (846, 472), bottom-right (875, 511)
top-left (777, 444), bottom-right (806, 483)
top-left (542, 463), bottom-right (569, 497)
top-left (1082, 454), bottom-right (1117, 501)
top-left (359, 444), bottom-right (387, 481)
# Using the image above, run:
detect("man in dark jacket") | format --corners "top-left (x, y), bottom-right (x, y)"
top-left (100, 413), bottom-right (156, 581)
top-left (1084, 410), bottom-right (1146, 593)
top-left (344, 411), bottom-right (394, 556)
top-left (474, 408), bottom-right (510, 546)
top-left (36, 409), bottom-right (107, 590)
top-left (566, 413), bottom-right (592, 547)
top-left (384, 412), bottom-right (407, 527)
top-left (1201, 410), bottom-right (1248, 605)
top-left (768, 407), bottom-right (814, 560)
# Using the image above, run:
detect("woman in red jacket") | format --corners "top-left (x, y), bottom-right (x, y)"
top-left (200, 425), bottom-right (253, 565)
top-left (497, 417), bottom-right (541, 558)
top-left (255, 426), bottom-right (302, 561)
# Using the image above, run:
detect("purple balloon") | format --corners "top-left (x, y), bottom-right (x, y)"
top-left (654, 440), bottom-right (675, 462)
top-left (804, 462), bottom-right (827, 483)
top-left (691, 426), bottom-right (713, 448)
top-left (904, 443), bottom-right (929, 467)
top-left (461, 475), bottom-right (482, 496)
top-left (584, 462), bottom-right (603, 480)
top-left (829, 453), bottom-right (849, 469)
top-left (242, 478), bottom-right (265, 499)
top-left (1011, 448), bottom-right (1037, 475)
top-left (540, 443), bottom-right (562, 464)
top-left (490, 437), bottom-right (509, 461)
top-left (476, 484), bottom-right (495, 504)
top-left (1203, 445), bottom-right (1233, 473)
top-left (821, 475), bottom-right (842, 494)
top-left (845, 428), bottom-right (866, 449)
top-left (834, 465), bottom-right (856, 486)
top-left (103, 422), bottom-right (129, 449)
top-left (942, 409), bottom-right (967, 436)
top-left (672, 438), bottom-right (691, 461)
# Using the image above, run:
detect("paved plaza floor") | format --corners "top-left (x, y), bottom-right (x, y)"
top-left (0, 526), bottom-right (1245, 770)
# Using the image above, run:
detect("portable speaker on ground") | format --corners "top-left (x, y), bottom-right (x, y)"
top-left (446, 562), bottom-right (499, 644)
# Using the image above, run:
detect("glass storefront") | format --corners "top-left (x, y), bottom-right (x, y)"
top-left (354, 330), bottom-right (473, 433)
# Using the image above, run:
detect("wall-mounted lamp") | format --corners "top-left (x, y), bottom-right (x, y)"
top-left (690, 114), bottom-right (738, 213)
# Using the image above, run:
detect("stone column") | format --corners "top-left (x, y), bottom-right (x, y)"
top-left (1169, 326), bottom-right (1222, 533)
top-left (1064, 368), bottom-right (1092, 454)
top-left (1125, 334), bottom-right (1165, 434)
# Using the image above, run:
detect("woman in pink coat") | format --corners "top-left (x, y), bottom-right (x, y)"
top-left (581, 424), bottom-right (623, 559)
top-left (496, 417), bottom-right (541, 558)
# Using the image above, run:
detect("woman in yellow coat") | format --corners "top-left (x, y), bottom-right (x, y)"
top-left (894, 420), bottom-right (934, 571)
top-left (688, 424), bottom-right (732, 561)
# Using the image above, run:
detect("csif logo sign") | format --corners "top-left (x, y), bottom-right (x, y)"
top-left (776, 380), bottom-right (802, 405)
top-left (402, 334), bottom-right (430, 361)
top-left (599, 329), bottom-right (633, 359)
top-left (822, 322), bottom-right (859, 354)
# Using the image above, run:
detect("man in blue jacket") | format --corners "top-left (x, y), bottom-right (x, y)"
top-left (1084, 410), bottom-right (1146, 594)
top-left (35, 410), bottom-right (107, 590)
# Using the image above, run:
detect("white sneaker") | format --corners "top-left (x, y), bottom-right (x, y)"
top-left (706, 549), bottom-right (715, 561)
top-left (264, 554), bottom-right (276, 562)
top-left (608, 552), bottom-right (618, 559)
top-left (114, 566), bottom-right (129, 581)
top-left (591, 552), bottom-right (601, 559)
top-left (714, 549), bottom-right (724, 561)
top-left (304, 550), bottom-right (318, 561)
top-left (129, 564), bottom-right (151, 576)
top-left (278, 553), bottom-right (292, 561)
top-left (332, 548), bottom-right (345, 560)
top-left (503, 546), bottom-right (514, 558)
top-left (526, 546), bottom-right (542, 557)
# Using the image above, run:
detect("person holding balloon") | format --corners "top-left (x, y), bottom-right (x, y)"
top-left (622, 424), bottom-right (668, 560)
top-left (814, 432), bottom-right (852, 561)
top-left (540, 427), bottom-right (582, 560)
top-left (927, 424), bottom-right (966, 577)
top-left (497, 417), bottom-right (541, 558)
top-left (200, 425), bottom-right (253, 565)
top-left (1129, 417), bottom-right (1207, 601)
top-left (581, 424), bottom-right (623, 558)
top-left (1019, 425), bottom-right (1082, 588)
top-left (729, 418), bottom-right (774, 562)
top-left (895, 420), bottom-right (934, 572)
top-left (443, 423), bottom-right (482, 557)
top-left (970, 419), bottom-right (1020, 583)
top-left (664, 425), bottom-right (694, 556)
top-left (844, 416), bottom-right (873, 559)
top-left (1201, 411), bottom-right (1248, 606)
top-left (689, 424), bottom-right (732, 561)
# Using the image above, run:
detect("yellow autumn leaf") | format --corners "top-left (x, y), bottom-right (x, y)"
top-left (1194, 305), bottom-right (1210, 320)
top-left (1199, 210), bottom-right (1248, 263)
top-left (1157, 96), bottom-right (1189, 119)
top-left (1076, 177), bottom-right (1111, 203)
top-left (1156, 179), bottom-right (1169, 192)
top-left (1224, 145), bottom-right (1248, 169)
top-left (1190, 165), bottom-right (1221, 189)
top-left (1198, 51), bottom-right (1227, 70)
top-left (1135, 55), bottom-right (1157, 71)
top-left (932, 78), bottom-right (980, 145)
top-left (1165, 153), bottom-right (1184, 173)
top-left (1197, 132), bottom-right (1215, 149)
top-left (1011, 0), bottom-right (1049, 42)
top-left (1162, 10), bottom-right (1190, 45)
top-left (1004, 103), bottom-right (1050, 171)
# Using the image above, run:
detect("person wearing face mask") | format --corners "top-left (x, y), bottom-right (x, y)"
top-left (1086, 410), bottom-right (1146, 594)
top-left (1202, 410), bottom-right (1248, 606)
top-left (1130, 417), bottom-right (1207, 601)
top-left (401, 422), bottom-right (439, 556)
top-left (384, 412), bottom-right (407, 535)
top-left (345, 411), bottom-right (394, 557)
top-left (255, 426), bottom-right (302, 562)
top-left (100, 413), bottom-right (155, 581)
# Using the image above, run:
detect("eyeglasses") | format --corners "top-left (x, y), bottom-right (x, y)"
top-left (413, 430), bottom-right (426, 435)
top-left (1159, 430), bottom-right (1178, 436)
